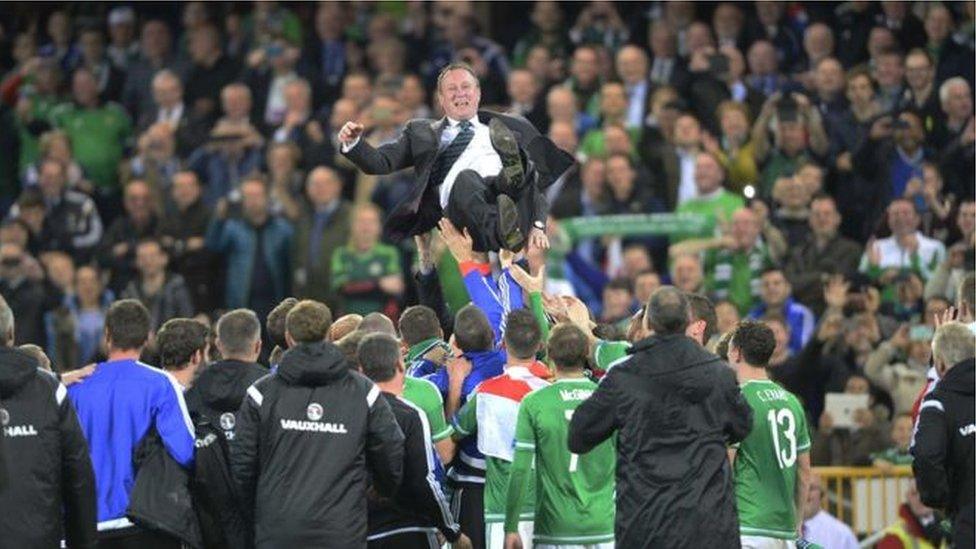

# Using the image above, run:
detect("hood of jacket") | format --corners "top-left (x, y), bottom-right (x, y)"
top-left (192, 359), bottom-right (267, 412)
top-left (629, 333), bottom-right (727, 403)
top-left (277, 341), bottom-right (349, 386)
top-left (0, 346), bottom-right (41, 398)
top-left (942, 358), bottom-right (974, 396)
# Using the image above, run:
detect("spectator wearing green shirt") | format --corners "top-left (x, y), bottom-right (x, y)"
top-left (331, 203), bottom-right (404, 317)
top-left (872, 413), bottom-right (916, 471)
top-left (675, 152), bottom-right (746, 242)
top-left (50, 67), bottom-right (132, 200)
top-left (671, 207), bottom-right (774, 314)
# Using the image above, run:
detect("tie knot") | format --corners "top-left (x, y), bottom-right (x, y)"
top-left (458, 120), bottom-right (472, 130)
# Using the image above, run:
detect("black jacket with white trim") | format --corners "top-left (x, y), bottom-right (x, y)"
top-left (912, 358), bottom-right (974, 547)
top-left (231, 340), bottom-right (404, 549)
top-left (367, 392), bottom-right (461, 544)
top-left (0, 347), bottom-right (97, 549)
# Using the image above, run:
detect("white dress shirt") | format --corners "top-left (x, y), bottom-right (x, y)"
top-left (625, 80), bottom-right (649, 128)
top-left (803, 510), bottom-right (859, 549)
top-left (676, 147), bottom-right (699, 206)
top-left (157, 103), bottom-right (184, 126)
top-left (437, 117), bottom-right (502, 208)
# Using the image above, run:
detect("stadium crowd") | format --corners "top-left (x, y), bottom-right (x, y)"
top-left (0, 1), bottom-right (974, 549)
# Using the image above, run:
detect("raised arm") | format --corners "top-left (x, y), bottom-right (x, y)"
top-left (339, 121), bottom-right (415, 175)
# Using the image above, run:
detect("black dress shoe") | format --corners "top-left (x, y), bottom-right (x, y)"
top-left (489, 118), bottom-right (525, 196)
top-left (496, 194), bottom-right (525, 252)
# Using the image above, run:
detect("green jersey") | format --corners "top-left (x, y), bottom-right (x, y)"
top-left (50, 101), bottom-right (131, 189)
top-left (330, 243), bottom-right (401, 315)
top-left (592, 339), bottom-right (631, 374)
top-left (505, 378), bottom-right (615, 545)
top-left (734, 379), bottom-right (811, 540)
top-left (402, 376), bottom-right (452, 442)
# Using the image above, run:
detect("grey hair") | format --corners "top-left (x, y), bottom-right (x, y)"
top-left (932, 321), bottom-right (976, 367)
top-left (643, 286), bottom-right (691, 335)
top-left (216, 309), bottom-right (262, 357)
top-left (939, 77), bottom-right (970, 105)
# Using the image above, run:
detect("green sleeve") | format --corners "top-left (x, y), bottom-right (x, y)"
top-left (504, 401), bottom-right (536, 533)
top-left (529, 292), bottom-right (549, 349)
top-left (794, 398), bottom-right (811, 453)
top-left (451, 395), bottom-right (478, 439)
top-left (330, 248), bottom-right (349, 289)
top-left (422, 385), bottom-right (452, 442)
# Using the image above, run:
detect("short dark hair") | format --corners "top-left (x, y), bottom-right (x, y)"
top-left (358, 333), bottom-right (402, 382)
top-left (454, 304), bottom-right (494, 353)
top-left (437, 62), bottom-right (479, 91)
top-left (547, 324), bottom-right (589, 371)
top-left (105, 299), bottom-right (151, 351)
top-left (730, 320), bottom-right (777, 367)
top-left (605, 277), bottom-right (633, 294)
top-left (686, 293), bottom-right (718, 343)
top-left (644, 286), bottom-right (690, 334)
top-left (156, 318), bottom-right (209, 370)
top-left (398, 305), bottom-right (442, 346)
top-left (286, 300), bottom-right (333, 343)
top-left (960, 272), bottom-right (975, 312)
top-left (215, 309), bottom-right (261, 357)
top-left (267, 297), bottom-right (299, 348)
top-left (504, 308), bottom-right (542, 359)
top-left (359, 312), bottom-right (396, 336)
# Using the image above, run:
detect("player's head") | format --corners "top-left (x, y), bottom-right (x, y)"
top-left (267, 297), bottom-right (299, 349)
top-left (437, 62), bottom-right (480, 121)
top-left (504, 308), bottom-right (543, 360)
top-left (643, 286), bottom-right (690, 335)
top-left (398, 305), bottom-right (443, 347)
top-left (105, 299), bottom-right (151, 352)
top-left (728, 320), bottom-right (777, 369)
top-left (453, 304), bottom-right (494, 353)
top-left (156, 318), bottom-right (210, 372)
top-left (685, 292), bottom-right (718, 346)
top-left (285, 300), bottom-right (333, 346)
top-left (547, 323), bottom-right (589, 373)
top-left (358, 332), bottom-right (404, 384)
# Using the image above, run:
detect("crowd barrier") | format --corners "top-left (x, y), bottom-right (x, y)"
top-left (813, 466), bottom-right (914, 537)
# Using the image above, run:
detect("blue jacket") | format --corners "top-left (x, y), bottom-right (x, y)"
top-left (67, 359), bottom-right (196, 526)
top-left (748, 297), bottom-right (816, 355)
top-left (425, 349), bottom-right (506, 483)
top-left (205, 215), bottom-right (293, 310)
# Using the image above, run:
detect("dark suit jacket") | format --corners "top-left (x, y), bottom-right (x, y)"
top-left (343, 110), bottom-right (575, 242)
top-left (136, 106), bottom-right (210, 159)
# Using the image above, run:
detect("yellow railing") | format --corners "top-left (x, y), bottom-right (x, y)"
top-left (813, 466), bottom-right (914, 536)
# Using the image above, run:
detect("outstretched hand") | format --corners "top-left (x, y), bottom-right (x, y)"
top-left (438, 218), bottom-right (475, 263)
top-left (528, 228), bottom-right (549, 251)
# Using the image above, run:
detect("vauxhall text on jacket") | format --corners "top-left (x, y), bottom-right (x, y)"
top-left (67, 358), bottom-right (196, 529)
top-left (231, 340), bottom-right (405, 548)
top-left (0, 347), bottom-right (97, 549)
top-left (568, 334), bottom-right (754, 549)
top-left (912, 358), bottom-right (975, 548)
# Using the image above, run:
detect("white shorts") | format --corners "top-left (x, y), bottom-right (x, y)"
top-left (486, 521), bottom-right (534, 549)
top-left (740, 535), bottom-right (797, 549)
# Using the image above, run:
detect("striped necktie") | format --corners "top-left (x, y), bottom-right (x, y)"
top-left (429, 120), bottom-right (474, 188)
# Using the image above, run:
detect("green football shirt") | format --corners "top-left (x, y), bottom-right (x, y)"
top-left (505, 378), bottom-right (616, 545)
top-left (402, 376), bottom-right (452, 442)
top-left (50, 101), bottom-right (131, 189)
top-left (330, 243), bottom-right (401, 315)
top-left (592, 339), bottom-right (631, 374)
top-left (734, 379), bottom-right (811, 540)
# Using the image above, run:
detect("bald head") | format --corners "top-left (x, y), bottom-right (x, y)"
top-left (644, 286), bottom-right (691, 335)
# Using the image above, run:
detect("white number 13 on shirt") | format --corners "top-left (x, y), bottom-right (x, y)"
top-left (767, 408), bottom-right (797, 469)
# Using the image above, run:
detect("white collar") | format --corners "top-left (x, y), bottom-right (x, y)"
top-left (446, 116), bottom-right (477, 128)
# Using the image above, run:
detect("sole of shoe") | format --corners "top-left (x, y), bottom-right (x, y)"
top-left (497, 194), bottom-right (525, 253)
top-left (489, 118), bottom-right (524, 195)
